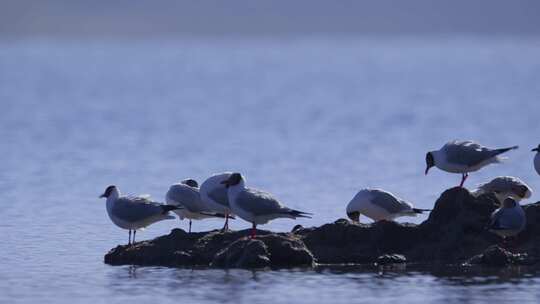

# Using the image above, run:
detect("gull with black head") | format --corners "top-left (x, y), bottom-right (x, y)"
top-left (221, 173), bottom-right (312, 238)
top-left (532, 144), bottom-right (540, 176)
top-left (199, 172), bottom-right (234, 231)
top-left (166, 178), bottom-right (230, 233)
top-left (346, 188), bottom-right (430, 223)
top-left (100, 185), bottom-right (180, 245)
top-left (425, 140), bottom-right (518, 187)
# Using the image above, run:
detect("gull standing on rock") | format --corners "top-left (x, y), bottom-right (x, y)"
top-left (166, 179), bottom-right (230, 233)
top-left (471, 176), bottom-right (532, 204)
top-left (425, 140), bottom-right (518, 187)
top-left (346, 189), bottom-right (430, 223)
top-left (200, 172), bottom-right (234, 231)
top-left (532, 144), bottom-right (540, 175)
top-left (100, 185), bottom-right (180, 245)
top-left (488, 198), bottom-right (526, 240)
top-left (221, 173), bottom-right (312, 238)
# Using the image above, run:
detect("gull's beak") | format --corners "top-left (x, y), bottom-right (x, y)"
top-left (99, 193), bottom-right (106, 198)
top-left (425, 166), bottom-right (430, 175)
top-left (532, 148), bottom-right (539, 152)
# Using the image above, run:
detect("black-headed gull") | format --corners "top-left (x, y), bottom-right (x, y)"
top-left (166, 179), bottom-right (229, 233)
top-left (532, 144), bottom-right (540, 175)
top-left (99, 185), bottom-right (180, 245)
top-left (471, 176), bottom-right (532, 204)
top-left (221, 173), bottom-right (311, 238)
top-left (200, 172), bottom-right (234, 231)
top-left (346, 189), bottom-right (429, 223)
top-left (488, 198), bottom-right (526, 239)
top-left (425, 140), bottom-right (518, 187)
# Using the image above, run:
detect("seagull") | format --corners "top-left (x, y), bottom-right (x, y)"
top-left (532, 144), bottom-right (540, 176)
top-left (425, 140), bottom-right (518, 187)
top-left (200, 172), bottom-right (234, 231)
top-left (166, 179), bottom-right (229, 233)
top-left (471, 176), bottom-right (532, 204)
top-left (221, 173), bottom-right (311, 238)
top-left (99, 185), bottom-right (180, 245)
top-left (346, 189), bottom-right (429, 223)
top-left (488, 198), bottom-right (526, 240)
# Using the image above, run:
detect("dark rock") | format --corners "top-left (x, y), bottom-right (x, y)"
top-left (104, 228), bottom-right (201, 266)
top-left (467, 246), bottom-right (512, 266)
top-left (334, 218), bottom-right (349, 225)
top-left (376, 254), bottom-right (407, 265)
top-left (518, 202), bottom-right (540, 257)
top-left (105, 228), bottom-right (314, 268)
top-left (466, 245), bottom-right (533, 266)
top-left (104, 188), bottom-right (540, 269)
top-left (411, 187), bottom-right (499, 262)
top-left (211, 234), bottom-right (314, 268)
top-left (258, 234), bottom-right (315, 267)
top-left (301, 219), bottom-right (419, 264)
top-left (212, 239), bottom-right (271, 268)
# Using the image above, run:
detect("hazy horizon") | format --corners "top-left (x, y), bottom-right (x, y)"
top-left (2, 0), bottom-right (540, 39)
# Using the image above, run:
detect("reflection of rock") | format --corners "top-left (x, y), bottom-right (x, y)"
top-left (104, 187), bottom-right (540, 269)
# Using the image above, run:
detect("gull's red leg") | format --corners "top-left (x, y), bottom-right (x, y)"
top-left (250, 223), bottom-right (256, 239)
top-left (221, 214), bottom-right (229, 232)
top-left (459, 173), bottom-right (468, 187)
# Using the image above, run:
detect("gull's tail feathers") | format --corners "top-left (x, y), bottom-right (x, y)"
top-left (161, 205), bottom-right (183, 214)
top-left (492, 146), bottom-right (519, 163)
top-left (412, 208), bottom-right (431, 214)
top-left (288, 209), bottom-right (313, 219)
top-left (199, 212), bottom-right (236, 219)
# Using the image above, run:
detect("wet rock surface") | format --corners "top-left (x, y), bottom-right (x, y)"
top-left (211, 234), bottom-right (314, 268)
top-left (376, 254), bottom-right (407, 265)
top-left (466, 245), bottom-right (534, 266)
top-left (104, 187), bottom-right (540, 269)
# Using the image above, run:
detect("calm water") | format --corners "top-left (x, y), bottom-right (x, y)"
top-left (1, 37), bottom-right (540, 303)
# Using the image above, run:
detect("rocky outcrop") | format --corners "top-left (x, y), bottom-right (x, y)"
top-left (211, 234), bottom-right (314, 268)
top-left (104, 187), bottom-right (540, 269)
top-left (466, 245), bottom-right (535, 266)
top-left (376, 254), bottom-right (407, 265)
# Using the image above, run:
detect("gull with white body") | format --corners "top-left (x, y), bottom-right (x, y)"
top-left (346, 189), bottom-right (429, 223)
top-left (166, 179), bottom-right (229, 233)
top-left (532, 144), bottom-right (540, 176)
top-left (488, 198), bottom-right (526, 239)
top-left (221, 173), bottom-right (311, 238)
top-left (472, 176), bottom-right (532, 204)
top-left (100, 185), bottom-right (179, 245)
top-left (200, 172), bottom-right (234, 231)
top-left (425, 140), bottom-right (518, 187)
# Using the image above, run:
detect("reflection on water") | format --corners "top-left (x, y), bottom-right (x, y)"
top-left (102, 264), bottom-right (540, 304)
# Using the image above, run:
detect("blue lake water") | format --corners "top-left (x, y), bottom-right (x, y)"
top-left (1, 37), bottom-right (540, 303)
